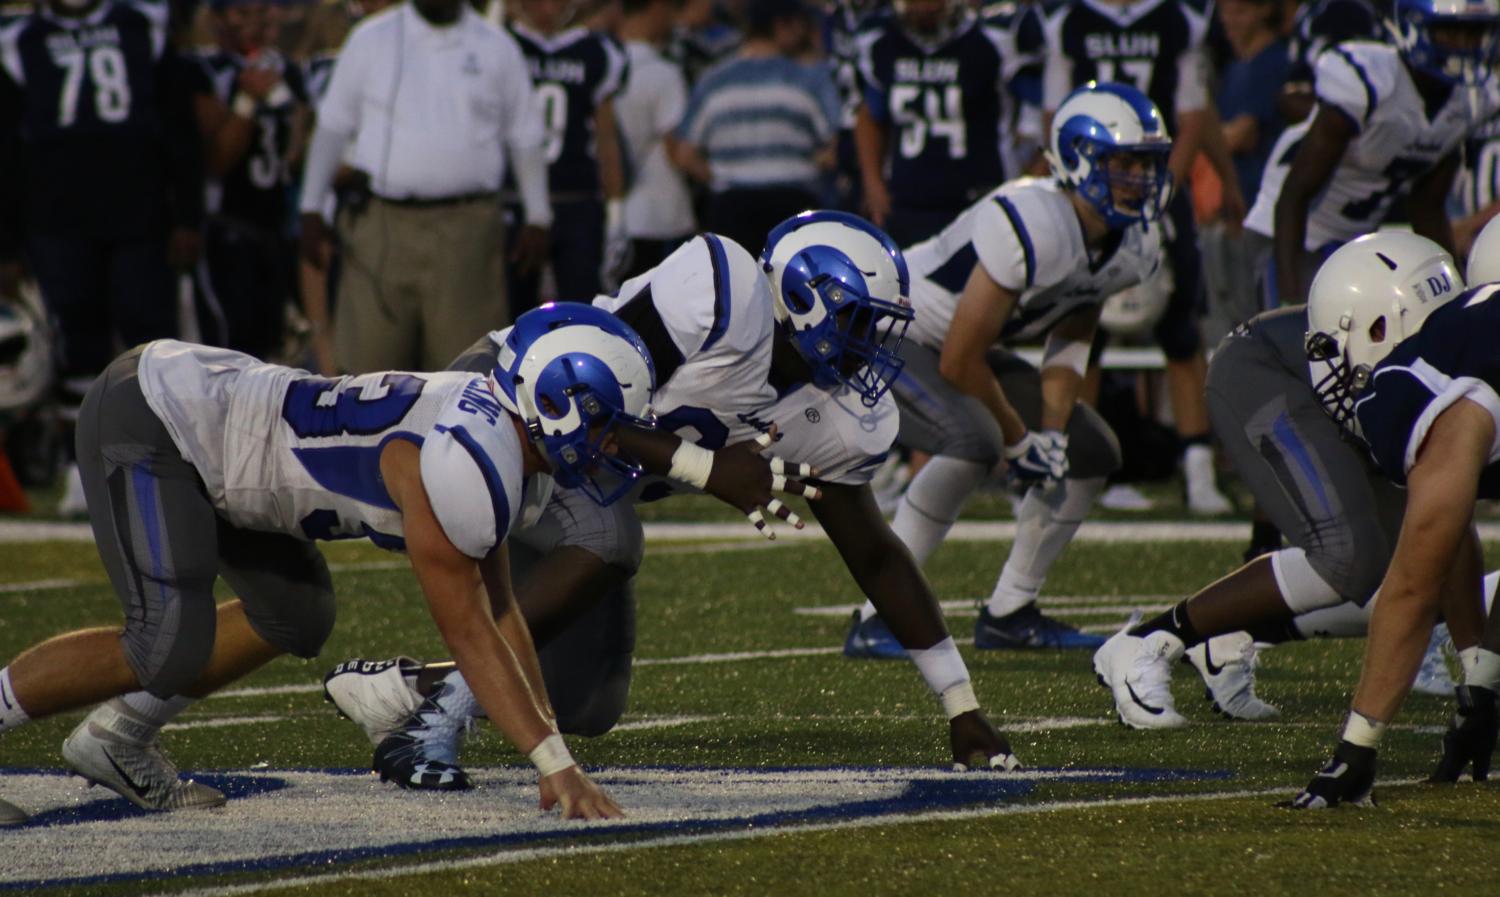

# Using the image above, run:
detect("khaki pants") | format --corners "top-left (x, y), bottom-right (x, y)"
top-left (334, 197), bottom-right (508, 373)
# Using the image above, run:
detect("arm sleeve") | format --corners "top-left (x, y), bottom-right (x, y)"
top-left (298, 125), bottom-right (351, 215)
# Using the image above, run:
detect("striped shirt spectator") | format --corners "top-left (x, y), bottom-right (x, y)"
top-left (671, 0), bottom-right (838, 253)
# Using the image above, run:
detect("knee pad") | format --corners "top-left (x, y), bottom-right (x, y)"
top-left (1271, 548), bottom-right (1345, 613)
top-left (244, 579), bottom-right (337, 659)
top-left (539, 579), bottom-right (636, 737)
top-left (125, 600), bottom-right (217, 699)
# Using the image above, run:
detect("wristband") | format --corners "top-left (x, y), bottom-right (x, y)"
top-left (1341, 710), bottom-right (1387, 748)
top-left (1460, 646), bottom-right (1500, 691)
top-left (605, 198), bottom-right (625, 234)
top-left (940, 681), bottom-right (981, 720)
top-left (668, 441), bottom-right (714, 489)
top-left (231, 93), bottom-right (258, 119)
top-left (528, 733), bottom-right (576, 777)
top-left (265, 82), bottom-right (293, 110)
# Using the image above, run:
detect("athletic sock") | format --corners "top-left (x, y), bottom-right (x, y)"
top-left (1130, 600), bottom-right (1204, 647)
top-left (0, 667), bottom-right (30, 734)
top-left (1244, 618), bottom-right (1304, 645)
top-left (891, 456), bottom-right (988, 566)
top-left (985, 477), bottom-right (1105, 617)
top-left (102, 693), bottom-right (195, 743)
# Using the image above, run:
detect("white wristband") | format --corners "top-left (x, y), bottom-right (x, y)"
top-left (940, 681), bottom-right (980, 720)
top-left (231, 93), bottom-right (257, 119)
top-left (528, 733), bottom-right (576, 777)
top-left (668, 441), bottom-right (714, 489)
top-left (1460, 647), bottom-right (1500, 690)
top-left (605, 198), bottom-right (625, 234)
top-left (1341, 710), bottom-right (1386, 748)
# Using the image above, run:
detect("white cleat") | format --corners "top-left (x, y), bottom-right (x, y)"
top-left (62, 716), bottom-right (225, 811)
top-left (1186, 632), bottom-right (1280, 721)
top-left (0, 796), bottom-right (28, 826)
top-left (323, 657), bottom-right (424, 745)
top-left (1093, 618), bottom-right (1188, 730)
top-left (1411, 624), bottom-right (1456, 697)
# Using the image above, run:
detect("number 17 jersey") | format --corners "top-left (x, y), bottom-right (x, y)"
top-left (137, 341), bottom-right (525, 561)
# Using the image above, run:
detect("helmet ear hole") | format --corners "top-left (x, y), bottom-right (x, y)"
top-left (1367, 316), bottom-right (1387, 344)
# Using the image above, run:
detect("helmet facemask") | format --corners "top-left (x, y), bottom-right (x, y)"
top-left (1305, 329), bottom-right (1373, 433)
top-left (1389, 1), bottom-right (1500, 87)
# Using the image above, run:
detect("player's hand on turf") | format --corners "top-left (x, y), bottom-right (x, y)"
top-left (709, 426), bottom-right (822, 541)
top-left (539, 766), bottom-right (624, 820)
top-left (949, 710), bottom-right (1020, 772)
top-left (1278, 740), bottom-right (1376, 809)
top-left (1429, 685), bottom-right (1499, 783)
top-left (1004, 430), bottom-right (1068, 488)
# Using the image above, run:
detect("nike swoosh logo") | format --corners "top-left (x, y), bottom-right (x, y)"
top-left (103, 749), bottom-right (153, 801)
top-left (1202, 643), bottom-right (1226, 677)
top-left (1124, 682), bottom-right (1165, 715)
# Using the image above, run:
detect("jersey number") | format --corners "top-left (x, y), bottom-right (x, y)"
top-left (536, 82), bottom-right (568, 164)
top-left (1094, 58), bottom-right (1154, 96)
top-left (248, 112), bottom-right (285, 189)
top-left (281, 374), bottom-right (425, 439)
top-left (56, 47), bottom-right (132, 127)
top-left (890, 84), bottom-right (967, 160)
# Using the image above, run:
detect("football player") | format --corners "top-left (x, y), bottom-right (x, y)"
top-left (844, 82), bottom-right (1163, 657)
top-left (1280, 0), bottom-right (1383, 123)
top-left (1246, 0), bottom-right (1500, 307)
top-left (506, 0), bottom-right (630, 309)
top-left (0, 306), bottom-right (653, 823)
top-left (189, 0), bottom-right (311, 359)
top-left (854, 0), bottom-right (1026, 246)
top-left (324, 215), bottom-right (1021, 788)
top-left (1039, 0), bottom-right (1239, 516)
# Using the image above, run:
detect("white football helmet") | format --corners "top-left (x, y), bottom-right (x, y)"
top-left (1467, 213), bottom-right (1500, 284)
top-left (0, 282), bottom-right (54, 414)
top-left (1100, 257), bottom-right (1174, 337)
top-left (1047, 82), bottom-right (1173, 229)
top-left (1305, 231), bottom-right (1463, 428)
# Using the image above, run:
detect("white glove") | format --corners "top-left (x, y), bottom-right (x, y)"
top-left (1004, 429), bottom-right (1068, 486)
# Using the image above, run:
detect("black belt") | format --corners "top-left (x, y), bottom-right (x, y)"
top-left (373, 191), bottom-right (498, 209)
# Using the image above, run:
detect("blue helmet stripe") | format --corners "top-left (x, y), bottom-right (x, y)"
top-left (701, 234), bottom-right (733, 352)
top-left (995, 197), bottom-right (1036, 289)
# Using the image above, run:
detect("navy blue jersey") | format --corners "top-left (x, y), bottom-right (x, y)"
top-left (856, 14), bottom-right (1017, 211)
top-left (1286, 0), bottom-right (1381, 87)
top-left (0, 0), bottom-right (201, 238)
top-left (1355, 286), bottom-right (1500, 495)
top-left (509, 24), bottom-right (628, 197)
top-left (192, 49), bottom-right (308, 229)
top-left (1040, 0), bottom-right (1212, 124)
top-left (824, 1), bottom-right (888, 132)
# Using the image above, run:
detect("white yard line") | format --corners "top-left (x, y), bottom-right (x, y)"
top-left (794, 597), bottom-right (1173, 617)
top-left (144, 778), bottom-right (1431, 897)
top-left (162, 715), bottom-right (287, 732)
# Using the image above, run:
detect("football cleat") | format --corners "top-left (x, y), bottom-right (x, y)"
top-left (0, 797), bottom-right (27, 826)
top-left (1093, 617), bottom-right (1188, 729)
top-left (62, 716), bottom-right (225, 811)
top-left (372, 689), bottom-right (472, 791)
top-left (1411, 624), bottom-right (1456, 697)
top-left (843, 610), bottom-right (907, 660)
top-left (1282, 740), bottom-right (1376, 809)
top-left (323, 656), bottom-right (424, 746)
top-left (1185, 632), bottom-right (1280, 721)
top-left (975, 603), bottom-right (1106, 650)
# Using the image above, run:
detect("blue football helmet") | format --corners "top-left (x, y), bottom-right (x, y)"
top-left (761, 211), bottom-right (914, 407)
top-left (1047, 82), bottom-right (1173, 230)
top-left (1387, 0), bottom-right (1500, 86)
top-left (490, 304), bottom-right (657, 506)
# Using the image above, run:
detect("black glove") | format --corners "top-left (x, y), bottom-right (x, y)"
top-left (1429, 685), bottom-right (1499, 783)
top-left (1279, 740), bottom-right (1377, 809)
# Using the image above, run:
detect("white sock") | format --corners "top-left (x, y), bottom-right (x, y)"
top-left (891, 456), bottom-right (989, 567)
top-left (433, 670), bottom-right (483, 722)
top-left (1485, 571), bottom-right (1498, 615)
top-left (1292, 601), bottom-right (1371, 639)
top-left (986, 477), bottom-right (1105, 617)
top-left (0, 667), bottom-right (31, 734)
top-left (94, 693), bottom-right (195, 744)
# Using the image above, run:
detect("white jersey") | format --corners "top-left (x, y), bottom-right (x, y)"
top-left (1245, 41), bottom-right (1500, 248)
top-left (904, 177), bottom-right (1162, 349)
top-left (753, 384), bottom-right (899, 486)
top-left (138, 341), bottom-right (524, 560)
top-left (594, 234), bottom-right (778, 451)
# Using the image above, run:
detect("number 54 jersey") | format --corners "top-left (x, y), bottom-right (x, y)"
top-left (1245, 40), bottom-right (1500, 250)
top-left (136, 340), bottom-right (524, 560)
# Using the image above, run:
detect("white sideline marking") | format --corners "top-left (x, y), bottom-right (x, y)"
top-left (145, 779), bottom-right (1438, 897)
top-left (0, 576), bottom-right (87, 593)
top-left (162, 715), bottom-right (286, 732)
top-left (611, 715), bottom-right (719, 732)
top-left (794, 597), bottom-right (1175, 617)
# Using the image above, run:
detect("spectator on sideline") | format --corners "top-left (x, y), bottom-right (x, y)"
top-left (297, 0), bottom-right (551, 373)
top-left (1200, 0), bottom-right (1288, 345)
top-left (614, 0), bottom-right (695, 281)
top-left (672, 0), bottom-right (839, 253)
top-left (0, 0), bottom-right (204, 516)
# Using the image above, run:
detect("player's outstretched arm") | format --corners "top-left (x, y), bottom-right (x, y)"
top-left (812, 482), bottom-right (1019, 771)
top-left (614, 425), bottom-right (822, 539)
top-left (382, 440), bottom-right (623, 819)
top-left (1271, 104), bottom-right (1353, 304)
top-left (1408, 150), bottom-right (1462, 261)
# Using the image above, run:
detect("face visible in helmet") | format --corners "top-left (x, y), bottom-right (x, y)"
top-left (1390, 0), bottom-right (1500, 86)
top-left (897, 0), bottom-right (958, 39)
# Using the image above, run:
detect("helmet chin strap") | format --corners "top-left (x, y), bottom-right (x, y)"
top-left (512, 377), bottom-right (557, 469)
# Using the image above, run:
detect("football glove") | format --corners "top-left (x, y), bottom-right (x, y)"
top-left (1004, 430), bottom-right (1068, 487)
top-left (1280, 740), bottom-right (1376, 809)
top-left (1429, 685), bottom-right (1499, 783)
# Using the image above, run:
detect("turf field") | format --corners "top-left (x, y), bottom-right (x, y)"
top-left (2, 517), bottom-right (1499, 896)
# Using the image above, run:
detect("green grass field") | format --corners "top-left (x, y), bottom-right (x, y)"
top-left (1, 530), bottom-right (1499, 897)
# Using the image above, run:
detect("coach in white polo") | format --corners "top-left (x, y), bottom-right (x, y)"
top-left (298, 0), bottom-right (552, 373)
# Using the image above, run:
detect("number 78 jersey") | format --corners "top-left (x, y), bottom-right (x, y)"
top-left (137, 341), bottom-right (525, 560)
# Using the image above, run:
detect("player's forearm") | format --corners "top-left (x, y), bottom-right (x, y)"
top-left (1272, 187), bottom-right (1312, 302)
top-left (853, 105), bottom-right (888, 193)
top-left (614, 426), bottom-right (684, 478)
top-left (954, 358), bottom-right (1026, 445)
top-left (1038, 365), bottom-right (1082, 433)
top-left (1168, 109), bottom-right (1208, 186)
top-left (594, 102), bottom-right (627, 201)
